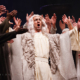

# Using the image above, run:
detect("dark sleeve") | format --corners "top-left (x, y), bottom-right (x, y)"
top-left (0, 31), bottom-right (16, 44)
top-left (0, 18), bottom-right (10, 33)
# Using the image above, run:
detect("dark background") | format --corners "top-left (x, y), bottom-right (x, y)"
top-left (0, 0), bottom-right (80, 33)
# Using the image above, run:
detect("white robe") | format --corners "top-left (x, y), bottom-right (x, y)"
top-left (9, 32), bottom-right (76, 80)
top-left (34, 32), bottom-right (52, 80)
top-left (69, 27), bottom-right (80, 80)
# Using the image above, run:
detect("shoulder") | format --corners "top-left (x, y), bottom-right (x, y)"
top-left (48, 33), bottom-right (60, 39)
top-left (21, 32), bottom-right (32, 39)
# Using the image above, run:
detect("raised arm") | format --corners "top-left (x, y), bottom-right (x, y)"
top-left (59, 20), bottom-right (65, 33)
top-left (0, 27), bottom-right (28, 44)
top-left (0, 10), bottom-right (17, 33)
top-left (62, 14), bottom-right (73, 30)
top-left (50, 13), bottom-right (57, 34)
top-left (0, 5), bottom-right (6, 16)
top-left (23, 11), bottom-right (34, 29)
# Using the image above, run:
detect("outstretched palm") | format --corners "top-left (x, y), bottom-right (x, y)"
top-left (51, 13), bottom-right (57, 26)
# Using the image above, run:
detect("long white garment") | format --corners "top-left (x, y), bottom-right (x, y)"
top-left (69, 27), bottom-right (80, 80)
top-left (76, 51), bottom-right (80, 80)
top-left (59, 32), bottom-right (77, 80)
top-left (34, 32), bottom-right (52, 80)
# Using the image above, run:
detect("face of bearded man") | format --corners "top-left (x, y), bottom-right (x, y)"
top-left (33, 16), bottom-right (42, 32)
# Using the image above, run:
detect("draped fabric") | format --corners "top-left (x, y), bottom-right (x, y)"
top-left (34, 32), bottom-right (52, 80)
top-left (0, 19), bottom-right (11, 80)
top-left (76, 51), bottom-right (80, 80)
top-left (9, 32), bottom-right (77, 80)
top-left (69, 27), bottom-right (80, 51)
top-left (69, 27), bottom-right (80, 80)
top-left (58, 32), bottom-right (77, 80)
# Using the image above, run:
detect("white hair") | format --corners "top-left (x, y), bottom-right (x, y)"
top-left (28, 14), bottom-right (48, 35)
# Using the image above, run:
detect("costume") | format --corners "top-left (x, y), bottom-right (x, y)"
top-left (9, 32), bottom-right (77, 80)
top-left (0, 18), bottom-right (11, 80)
top-left (9, 14), bottom-right (76, 80)
top-left (69, 26), bottom-right (80, 80)
top-left (0, 31), bottom-right (16, 44)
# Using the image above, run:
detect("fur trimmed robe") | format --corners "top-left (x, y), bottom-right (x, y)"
top-left (10, 32), bottom-right (77, 80)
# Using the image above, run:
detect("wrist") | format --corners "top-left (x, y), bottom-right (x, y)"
top-left (52, 24), bottom-right (56, 28)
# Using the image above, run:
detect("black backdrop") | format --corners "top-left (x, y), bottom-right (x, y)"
top-left (0, 0), bottom-right (80, 33)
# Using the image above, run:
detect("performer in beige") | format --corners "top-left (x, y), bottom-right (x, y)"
top-left (62, 15), bottom-right (80, 80)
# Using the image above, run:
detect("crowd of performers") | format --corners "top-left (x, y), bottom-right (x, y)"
top-left (0, 5), bottom-right (80, 80)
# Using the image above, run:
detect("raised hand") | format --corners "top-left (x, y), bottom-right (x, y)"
top-left (72, 22), bottom-right (77, 27)
top-left (41, 14), bottom-right (46, 22)
top-left (51, 13), bottom-right (57, 28)
top-left (77, 18), bottom-right (80, 31)
top-left (62, 14), bottom-right (68, 24)
top-left (72, 16), bottom-right (75, 23)
top-left (26, 11), bottom-right (34, 22)
top-left (0, 5), bottom-right (6, 16)
top-left (59, 20), bottom-right (65, 30)
top-left (7, 10), bottom-right (17, 20)
top-left (62, 14), bottom-right (73, 30)
top-left (13, 17), bottom-right (22, 26)
top-left (7, 39), bottom-right (14, 43)
top-left (70, 16), bottom-right (76, 27)
top-left (45, 14), bottom-right (51, 26)
top-left (45, 14), bottom-right (51, 32)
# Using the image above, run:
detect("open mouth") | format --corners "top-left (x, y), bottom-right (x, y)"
top-left (37, 24), bottom-right (40, 26)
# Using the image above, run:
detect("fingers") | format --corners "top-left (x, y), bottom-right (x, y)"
top-left (59, 20), bottom-right (62, 25)
top-left (62, 14), bottom-right (68, 23)
top-left (26, 13), bottom-right (28, 17)
top-left (78, 18), bottom-right (80, 22)
top-left (45, 14), bottom-right (49, 18)
top-left (30, 11), bottom-right (34, 16)
top-left (41, 14), bottom-right (43, 18)
top-left (68, 16), bottom-right (70, 19)
top-left (62, 14), bottom-right (67, 20)
top-left (72, 15), bottom-right (75, 22)
top-left (59, 20), bottom-right (62, 28)
top-left (13, 25), bottom-right (17, 29)
top-left (0, 5), bottom-right (6, 11)
top-left (9, 21), bottom-right (13, 24)
top-left (53, 13), bottom-right (57, 19)
top-left (26, 11), bottom-right (34, 22)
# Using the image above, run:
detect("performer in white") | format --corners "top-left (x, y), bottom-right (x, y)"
top-left (62, 15), bottom-right (80, 80)
top-left (10, 14), bottom-right (77, 80)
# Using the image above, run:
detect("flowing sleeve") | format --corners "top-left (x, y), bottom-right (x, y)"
top-left (48, 34), bottom-right (60, 74)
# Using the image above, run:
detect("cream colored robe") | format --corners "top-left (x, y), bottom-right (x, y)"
top-left (9, 32), bottom-right (76, 80)
top-left (34, 32), bottom-right (52, 80)
top-left (69, 27), bottom-right (80, 80)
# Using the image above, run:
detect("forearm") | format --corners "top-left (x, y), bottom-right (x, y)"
top-left (0, 31), bottom-right (16, 44)
top-left (67, 21), bottom-right (73, 30)
top-left (69, 28), bottom-right (75, 37)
